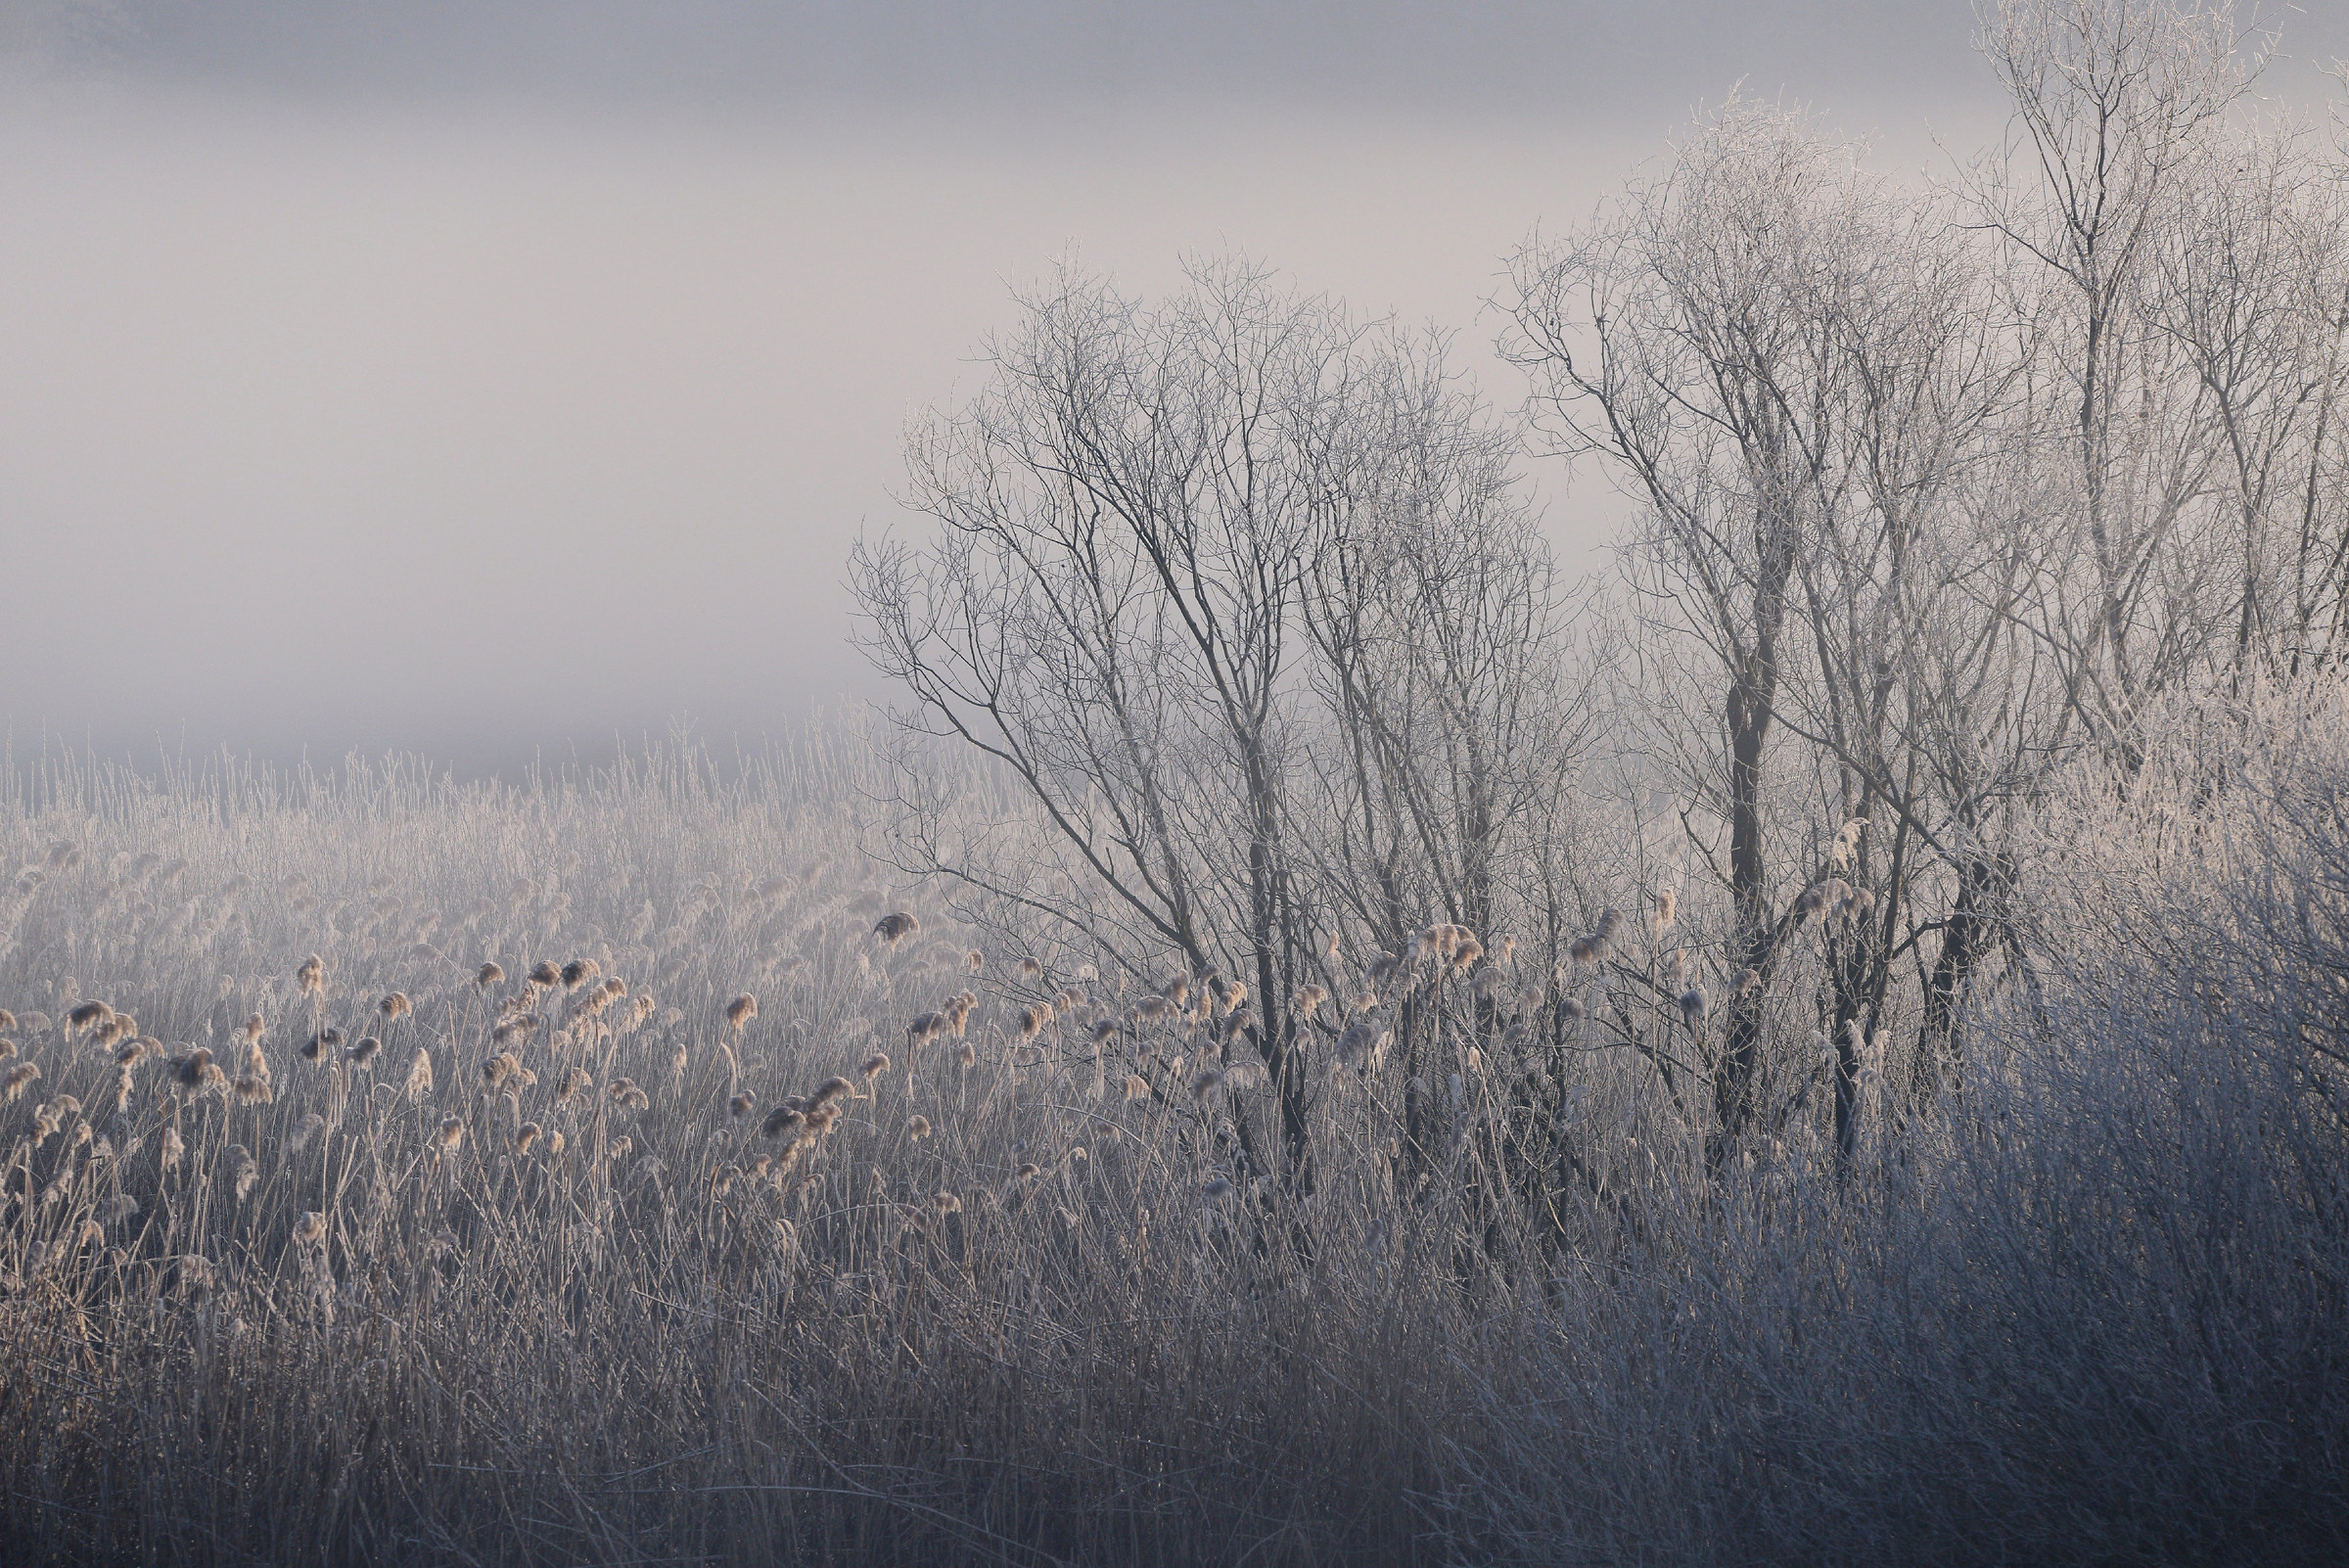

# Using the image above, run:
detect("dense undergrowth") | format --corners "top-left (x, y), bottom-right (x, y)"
top-left (0, 706), bottom-right (2343, 1566)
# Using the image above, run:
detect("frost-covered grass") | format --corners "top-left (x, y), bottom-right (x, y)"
top-left (1, 715), bottom-right (2344, 1566)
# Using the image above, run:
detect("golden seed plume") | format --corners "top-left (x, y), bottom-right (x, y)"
top-left (223, 1145), bottom-right (256, 1201)
top-left (725, 994), bottom-right (758, 1031)
top-left (556, 1066), bottom-right (593, 1106)
top-left (729, 1091), bottom-right (757, 1119)
top-left (476, 961), bottom-right (505, 987)
top-left (860, 1052), bottom-right (891, 1081)
top-left (292, 1211), bottom-right (328, 1246)
top-left (907, 1115), bottom-right (932, 1140)
top-left (435, 1117), bottom-right (466, 1152)
top-left (297, 955), bottom-right (326, 995)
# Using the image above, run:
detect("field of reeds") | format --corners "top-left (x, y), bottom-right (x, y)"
top-left (2, 712), bottom-right (2346, 1567)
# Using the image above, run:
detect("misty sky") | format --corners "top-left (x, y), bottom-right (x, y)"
top-left (4, 2), bottom-right (2343, 777)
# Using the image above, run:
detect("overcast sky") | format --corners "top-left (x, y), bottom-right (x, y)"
top-left (3, 3), bottom-right (2342, 777)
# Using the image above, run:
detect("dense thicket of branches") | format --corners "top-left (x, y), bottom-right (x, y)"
top-left (859, 0), bottom-right (2349, 1204)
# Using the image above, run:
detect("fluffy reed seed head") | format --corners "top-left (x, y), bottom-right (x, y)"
top-left (1294, 984), bottom-right (1327, 1020)
top-left (1562, 995), bottom-right (1588, 1021)
top-left (761, 1105), bottom-right (806, 1139)
top-left (729, 1091), bottom-right (757, 1119)
top-left (560, 958), bottom-right (599, 992)
top-left (528, 960), bottom-right (562, 990)
top-left (435, 1117), bottom-right (466, 1152)
top-left (292, 1211), bottom-right (328, 1246)
top-left (1015, 1162), bottom-right (1041, 1181)
top-left (1202, 1176), bottom-right (1234, 1201)
top-left (1020, 955), bottom-right (1043, 979)
top-left (476, 961), bottom-right (505, 987)
top-left (608, 1078), bottom-right (650, 1111)
top-left (297, 955), bottom-right (326, 995)
top-left (1189, 1067), bottom-right (1224, 1100)
top-left (860, 1052), bottom-right (891, 1081)
top-left (515, 1122), bottom-right (542, 1154)
top-left (291, 1112), bottom-right (328, 1153)
top-left (161, 1124), bottom-right (185, 1170)
top-left (932, 1190), bottom-right (962, 1215)
top-left (379, 992), bottom-right (412, 1020)
top-left (1680, 988), bottom-right (1709, 1024)
top-left (907, 1115), bottom-right (932, 1140)
top-left (1654, 888), bottom-right (1678, 933)
top-left (955, 1039), bottom-right (977, 1070)
top-left (966, 949), bottom-right (985, 973)
top-left (223, 1145), bottom-right (257, 1201)
top-left (874, 911), bottom-right (920, 946)
top-left (1123, 1073), bottom-right (1150, 1102)
top-left (725, 993), bottom-right (758, 1031)
top-left (241, 1012), bottom-right (265, 1043)
top-left (346, 1036), bottom-right (381, 1068)
top-left (5, 1061), bottom-right (41, 1100)
top-left (908, 1010), bottom-right (946, 1047)
top-left (403, 1049), bottom-right (434, 1099)
top-left (173, 1047), bottom-right (225, 1091)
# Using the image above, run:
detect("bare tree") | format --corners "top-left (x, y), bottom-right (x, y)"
top-left (854, 257), bottom-right (1580, 1186)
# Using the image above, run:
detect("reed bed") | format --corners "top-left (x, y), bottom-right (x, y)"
top-left (0, 724), bottom-right (2343, 1565)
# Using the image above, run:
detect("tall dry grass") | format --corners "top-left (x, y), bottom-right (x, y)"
top-left (0, 712), bottom-right (2344, 1565)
